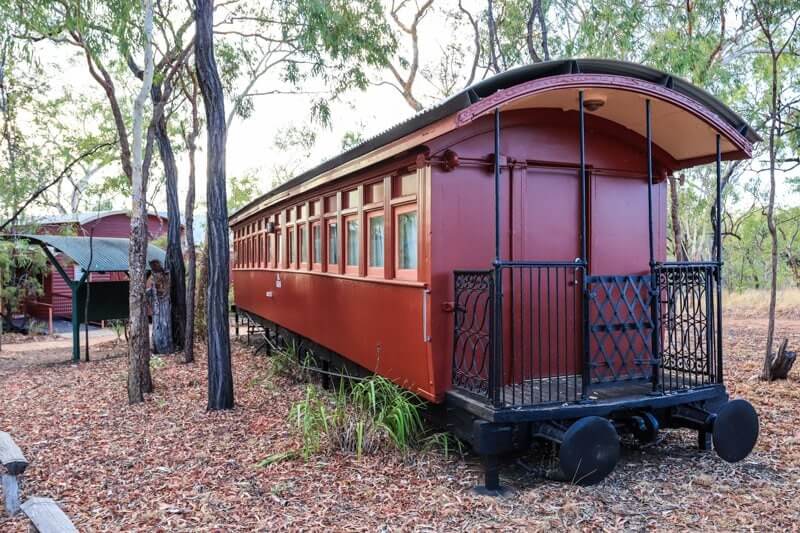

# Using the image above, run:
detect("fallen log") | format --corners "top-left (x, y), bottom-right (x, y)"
top-left (764, 338), bottom-right (796, 381)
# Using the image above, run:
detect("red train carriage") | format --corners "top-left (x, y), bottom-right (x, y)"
top-left (230, 59), bottom-right (760, 490)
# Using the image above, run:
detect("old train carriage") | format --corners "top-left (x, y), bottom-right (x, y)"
top-left (230, 59), bottom-right (760, 489)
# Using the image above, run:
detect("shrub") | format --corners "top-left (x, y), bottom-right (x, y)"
top-left (289, 370), bottom-right (425, 459)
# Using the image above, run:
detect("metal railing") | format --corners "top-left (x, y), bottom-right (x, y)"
top-left (656, 262), bottom-right (722, 391)
top-left (452, 261), bottom-right (723, 409)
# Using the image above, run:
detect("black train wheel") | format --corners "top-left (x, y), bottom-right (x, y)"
top-left (558, 416), bottom-right (621, 485)
top-left (712, 399), bottom-right (759, 463)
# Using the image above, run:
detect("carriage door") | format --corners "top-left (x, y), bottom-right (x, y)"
top-left (509, 166), bottom-right (583, 385)
top-left (587, 174), bottom-right (658, 386)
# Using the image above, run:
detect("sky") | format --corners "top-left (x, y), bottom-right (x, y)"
top-left (21, 1), bottom-right (798, 230)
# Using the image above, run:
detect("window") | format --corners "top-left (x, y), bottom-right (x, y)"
top-left (327, 220), bottom-right (338, 266)
top-left (368, 213), bottom-right (384, 272)
top-left (396, 206), bottom-right (418, 279)
top-left (345, 216), bottom-right (359, 274)
top-left (267, 234), bottom-right (274, 266)
top-left (299, 224), bottom-right (309, 265)
top-left (312, 223), bottom-right (322, 265)
top-left (288, 227), bottom-right (296, 267)
top-left (344, 189), bottom-right (359, 209)
top-left (275, 231), bottom-right (285, 268)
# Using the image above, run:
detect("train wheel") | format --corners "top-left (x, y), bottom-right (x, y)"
top-left (712, 399), bottom-right (759, 463)
top-left (558, 416), bottom-right (620, 485)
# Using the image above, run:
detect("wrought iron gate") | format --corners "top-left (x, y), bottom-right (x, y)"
top-left (585, 275), bottom-right (656, 385)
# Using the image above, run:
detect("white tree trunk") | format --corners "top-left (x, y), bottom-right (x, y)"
top-left (128, 0), bottom-right (156, 404)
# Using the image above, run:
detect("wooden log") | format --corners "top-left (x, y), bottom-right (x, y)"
top-left (0, 431), bottom-right (28, 475)
top-left (21, 497), bottom-right (77, 533)
top-left (2, 473), bottom-right (20, 515)
top-left (767, 339), bottom-right (797, 381)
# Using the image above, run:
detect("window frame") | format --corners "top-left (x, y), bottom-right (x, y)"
top-left (299, 221), bottom-right (309, 269)
top-left (366, 209), bottom-right (385, 277)
top-left (311, 220), bottom-right (323, 271)
top-left (326, 217), bottom-right (339, 271)
top-left (287, 226), bottom-right (296, 269)
top-left (394, 203), bottom-right (419, 281)
top-left (344, 214), bottom-right (359, 275)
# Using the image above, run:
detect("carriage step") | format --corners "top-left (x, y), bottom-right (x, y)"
top-left (21, 497), bottom-right (77, 533)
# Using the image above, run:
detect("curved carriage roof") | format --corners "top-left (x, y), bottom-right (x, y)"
top-left (231, 58), bottom-right (759, 224)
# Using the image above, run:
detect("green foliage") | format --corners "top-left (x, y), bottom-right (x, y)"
top-left (281, 342), bottom-right (425, 460)
top-left (0, 239), bottom-right (48, 316)
top-left (227, 173), bottom-right (263, 212)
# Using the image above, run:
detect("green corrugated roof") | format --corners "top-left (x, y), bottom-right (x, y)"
top-left (2, 234), bottom-right (166, 273)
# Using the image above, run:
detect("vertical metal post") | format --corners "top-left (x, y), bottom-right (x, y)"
top-left (715, 133), bottom-right (724, 382)
top-left (578, 92), bottom-right (587, 263)
top-left (578, 91), bottom-right (590, 400)
top-left (646, 99), bottom-right (655, 266)
top-left (71, 281), bottom-right (80, 363)
top-left (491, 108), bottom-right (503, 406)
top-left (646, 99), bottom-right (661, 391)
top-left (494, 109), bottom-right (501, 263)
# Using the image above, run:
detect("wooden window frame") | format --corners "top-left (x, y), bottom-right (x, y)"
top-left (287, 226), bottom-right (296, 269)
top-left (344, 214), bottom-right (359, 275)
top-left (394, 202), bottom-right (419, 281)
top-left (311, 220), bottom-right (323, 271)
top-left (326, 217), bottom-right (339, 272)
top-left (366, 209), bottom-right (385, 278)
top-left (299, 221), bottom-right (309, 270)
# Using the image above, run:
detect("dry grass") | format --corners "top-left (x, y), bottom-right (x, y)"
top-left (725, 288), bottom-right (800, 320)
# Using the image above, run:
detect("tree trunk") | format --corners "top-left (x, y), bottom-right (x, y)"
top-left (194, 245), bottom-right (208, 342)
top-left (669, 175), bottom-right (687, 261)
top-left (763, 338), bottom-right (796, 381)
top-left (128, 0), bottom-right (156, 404)
top-left (763, 54), bottom-right (779, 380)
top-left (147, 262), bottom-right (173, 354)
top-left (196, 0), bottom-right (234, 410)
top-left (182, 76), bottom-right (200, 364)
top-left (152, 82), bottom-right (187, 352)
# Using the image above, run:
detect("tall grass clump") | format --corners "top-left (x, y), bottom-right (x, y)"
top-left (289, 375), bottom-right (425, 459)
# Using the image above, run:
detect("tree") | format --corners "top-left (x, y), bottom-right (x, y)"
top-left (128, 0), bottom-right (156, 403)
top-left (195, 0), bottom-right (234, 410)
top-left (750, 0), bottom-right (799, 380)
top-left (181, 67), bottom-right (200, 364)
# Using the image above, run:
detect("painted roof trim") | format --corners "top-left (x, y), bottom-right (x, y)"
top-left (230, 58), bottom-right (760, 225)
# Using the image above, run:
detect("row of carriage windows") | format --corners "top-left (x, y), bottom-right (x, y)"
top-left (232, 173), bottom-right (419, 281)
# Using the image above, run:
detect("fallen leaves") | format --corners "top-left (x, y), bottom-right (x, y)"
top-left (0, 309), bottom-right (797, 531)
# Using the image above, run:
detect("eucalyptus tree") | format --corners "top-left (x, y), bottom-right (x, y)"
top-left (748, 0), bottom-right (800, 379)
top-left (195, 0), bottom-right (233, 411)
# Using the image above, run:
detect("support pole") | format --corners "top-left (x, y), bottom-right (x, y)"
top-left (645, 99), bottom-right (661, 391)
top-left (578, 92), bottom-right (587, 263)
top-left (646, 99), bottom-right (655, 267)
top-left (494, 109), bottom-right (501, 263)
top-left (71, 271), bottom-right (88, 364)
top-left (491, 108), bottom-right (503, 407)
top-left (715, 134), bottom-right (724, 382)
top-left (71, 282), bottom-right (80, 363)
top-left (579, 91), bottom-right (590, 400)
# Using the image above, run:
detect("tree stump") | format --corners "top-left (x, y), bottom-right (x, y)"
top-left (147, 260), bottom-right (173, 354)
top-left (764, 338), bottom-right (796, 381)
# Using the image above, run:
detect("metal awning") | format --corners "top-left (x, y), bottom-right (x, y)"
top-left (1, 234), bottom-right (166, 273)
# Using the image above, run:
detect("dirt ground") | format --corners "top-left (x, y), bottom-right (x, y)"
top-left (0, 310), bottom-right (798, 531)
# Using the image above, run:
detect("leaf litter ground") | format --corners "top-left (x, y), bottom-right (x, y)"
top-left (0, 309), bottom-right (798, 531)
